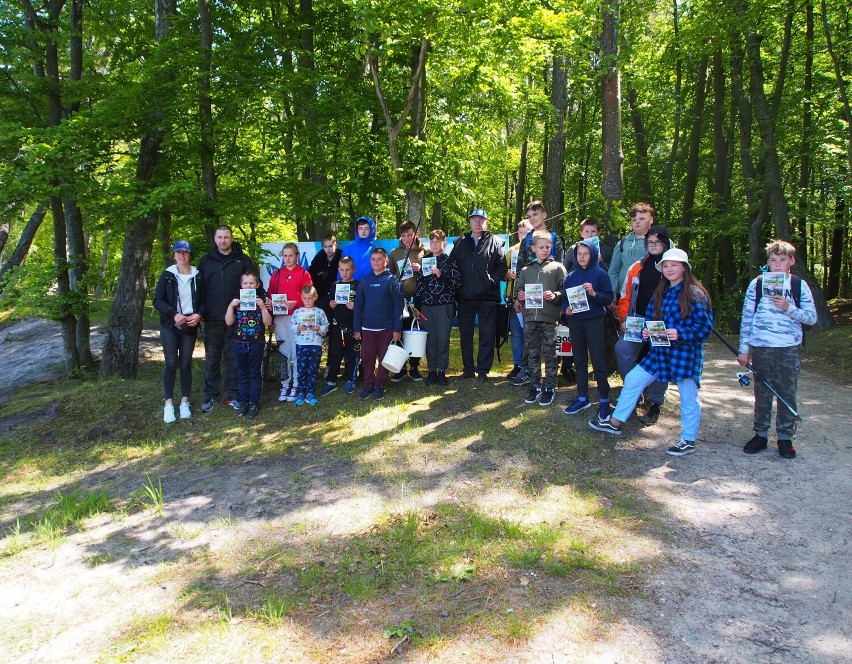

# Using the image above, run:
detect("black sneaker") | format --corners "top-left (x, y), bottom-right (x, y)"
top-left (358, 387), bottom-right (374, 400)
top-left (237, 403), bottom-right (249, 418)
top-left (460, 370), bottom-right (476, 379)
top-left (373, 386), bottom-right (385, 401)
top-left (409, 367), bottom-right (424, 382)
top-left (436, 370), bottom-right (449, 386)
top-left (508, 366), bottom-right (522, 379)
top-left (666, 439), bottom-right (696, 456)
top-left (319, 382), bottom-right (338, 397)
top-left (424, 371), bottom-right (437, 385)
top-left (391, 370), bottom-right (407, 383)
top-left (539, 388), bottom-right (556, 407)
top-left (777, 439), bottom-right (796, 459)
top-left (477, 372), bottom-right (489, 383)
top-left (638, 403), bottom-right (661, 425)
top-left (743, 434), bottom-right (768, 454)
top-left (200, 399), bottom-right (215, 413)
top-left (247, 403), bottom-right (258, 418)
top-left (588, 417), bottom-right (622, 435)
top-left (524, 386), bottom-right (542, 404)
top-left (510, 369), bottom-right (532, 386)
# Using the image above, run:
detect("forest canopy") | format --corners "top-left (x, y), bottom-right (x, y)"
top-left (0, 0), bottom-right (849, 376)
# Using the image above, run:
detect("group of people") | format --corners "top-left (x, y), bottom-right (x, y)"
top-left (153, 201), bottom-right (817, 458)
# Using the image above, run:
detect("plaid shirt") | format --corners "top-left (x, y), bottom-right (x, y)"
top-left (640, 283), bottom-right (713, 385)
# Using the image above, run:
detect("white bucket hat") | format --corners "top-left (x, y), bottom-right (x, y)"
top-left (656, 248), bottom-right (692, 272)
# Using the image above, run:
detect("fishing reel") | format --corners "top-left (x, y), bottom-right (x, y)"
top-left (736, 372), bottom-right (751, 387)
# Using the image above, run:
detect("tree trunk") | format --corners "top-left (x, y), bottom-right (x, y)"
top-left (600, 0), bottom-right (623, 204)
top-left (515, 137), bottom-right (528, 223)
top-left (711, 50), bottom-right (737, 290)
top-left (626, 84), bottom-right (653, 204)
top-left (198, 0), bottom-right (217, 231)
top-left (664, 0), bottom-right (683, 225)
top-left (100, 0), bottom-right (176, 379)
top-left (94, 228), bottom-right (110, 299)
top-left (0, 223), bottom-right (7, 259)
top-left (820, 0), bottom-right (852, 176)
top-left (826, 195), bottom-right (844, 299)
top-left (797, 0), bottom-right (814, 269)
top-left (679, 54), bottom-right (709, 253)
top-left (545, 55), bottom-right (567, 234)
top-left (0, 205), bottom-right (47, 287)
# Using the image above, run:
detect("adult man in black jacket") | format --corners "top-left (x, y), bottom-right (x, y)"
top-left (197, 225), bottom-right (258, 412)
top-left (452, 209), bottom-right (507, 381)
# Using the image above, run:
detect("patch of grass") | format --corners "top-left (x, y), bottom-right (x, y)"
top-left (1, 486), bottom-right (113, 556)
top-left (139, 475), bottom-right (164, 517)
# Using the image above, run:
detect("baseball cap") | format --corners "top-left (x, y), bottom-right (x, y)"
top-left (173, 240), bottom-right (192, 253)
top-left (469, 209), bottom-right (488, 220)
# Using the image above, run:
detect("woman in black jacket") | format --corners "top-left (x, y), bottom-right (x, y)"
top-left (152, 240), bottom-right (204, 423)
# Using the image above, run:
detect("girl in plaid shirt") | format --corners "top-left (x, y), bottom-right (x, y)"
top-left (589, 249), bottom-right (713, 456)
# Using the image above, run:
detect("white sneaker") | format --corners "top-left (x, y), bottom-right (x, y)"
top-left (278, 384), bottom-right (290, 402)
top-left (179, 402), bottom-right (191, 419)
top-left (163, 403), bottom-right (176, 423)
top-left (287, 387), bottom-right (297, 402)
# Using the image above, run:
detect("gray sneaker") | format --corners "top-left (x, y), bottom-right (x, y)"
top-left (200, 399), bottom-right (215, 413)
top-left (510, 369), bottom-right (532, 387)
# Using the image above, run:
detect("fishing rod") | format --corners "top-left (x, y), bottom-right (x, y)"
top-left (712, 329), bottom-right (802, 422)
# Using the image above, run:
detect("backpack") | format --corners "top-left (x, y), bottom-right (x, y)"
top-left (524, 231), bottom-right (557, 256)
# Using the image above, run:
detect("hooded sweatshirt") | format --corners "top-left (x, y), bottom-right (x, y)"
top-left (617, 225), bottom-right (671, 322)
top-left (153, 264), bottom-right (203, 327)
top-left (341, 216), bottom-right (377, 281)
top-left (353, 269), bottom-right (404, 333)
top-left (561, 240), bottom-right (613, 321)
top-left (516, 255), bottom-right (567, 324)
top-left (608, 229), bottom-right (654, 296)
top-left (389, 236), bottom-right (425, 299)
top-left (268, 262), bottom-right (313, 313)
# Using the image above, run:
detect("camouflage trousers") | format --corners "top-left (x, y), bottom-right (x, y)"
top-left (524, 320), bottom-right (558, 389)
top-left (751, 345), bottom-right (800, 439)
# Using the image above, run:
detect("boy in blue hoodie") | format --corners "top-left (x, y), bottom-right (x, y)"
top-left (341, 216), bottom-right (377, 281)
top-left (562, 240), bottom-right (614, 419)
top-left (353, 248), bottom-right (404, 402)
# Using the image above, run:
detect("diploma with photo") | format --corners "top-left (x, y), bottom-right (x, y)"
top-left (271, 294), bottom-right (289, 315)
top-left (334, 283), bottom-right (351, 305)
top-left (421, 256), bottom-right (437, 276)
top-left (624, 316), bottom-right (645, 343)
top-left (647, 320), bottom-right (670, 347)
top-left (525, 283), bottom-right (544, 309)
top-left (397, 258), bottom-right (415, 280)
top-left (566, 285), bottom-right (590, 313)
top-left (762, 272), bottom-right (787, 298)
top-left (240, 289), bottom-right (258, 312)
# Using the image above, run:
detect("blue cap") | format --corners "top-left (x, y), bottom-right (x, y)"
top-left (469, 209), bottom-right (488, 219)
top-left (172, 240), bottom-right (192, 253)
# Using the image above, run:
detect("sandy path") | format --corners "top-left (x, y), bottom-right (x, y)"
top-left (0, 319), bottom-right (849, 662)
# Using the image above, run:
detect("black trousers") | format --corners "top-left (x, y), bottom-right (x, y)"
top-left (457, 298), bottom-right (498, 374)
top-left (203, 320), bottom-right (238, 402)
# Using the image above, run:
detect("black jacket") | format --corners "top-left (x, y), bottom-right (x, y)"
top-left (197, 243), bottom-right (258, 321)
top-left (309, 248), bottom-right (342, 302)
top-left (452, 231), bottom-right (507, 302)
top-left (152, 267), bottom-right (205, 327)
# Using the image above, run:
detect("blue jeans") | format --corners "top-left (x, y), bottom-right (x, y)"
top-left (509, 309), bottom-right (525, 366)
top-left (614, 365), bottom-right (700, 441)
top-left (615, 337), bottom-right (667, 405)
top-left (232, 341), bottom-right (264, 406)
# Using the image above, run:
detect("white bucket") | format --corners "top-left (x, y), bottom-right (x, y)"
top-left (555, 324), bottom-right (573, 356)
top-left (381, 343), bottom-right (410, 373)
top-left (402, 319), bottom-right (428, 358)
